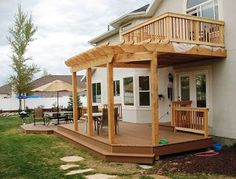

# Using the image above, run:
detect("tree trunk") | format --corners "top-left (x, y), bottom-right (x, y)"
top-left (18, 93), bottom-right (22, 111)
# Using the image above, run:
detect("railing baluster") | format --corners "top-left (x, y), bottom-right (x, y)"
top-left (121, 13), bottom-right (224, 46)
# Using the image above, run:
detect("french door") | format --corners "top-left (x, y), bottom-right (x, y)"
top-left (179, 72), bottom-right (208, 108)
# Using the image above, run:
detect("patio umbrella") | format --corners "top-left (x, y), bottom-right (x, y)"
top-left (32, 80), bottom-right (78, 111)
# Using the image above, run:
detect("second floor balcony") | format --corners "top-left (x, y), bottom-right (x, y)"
top-left (122, 12), bottom-right (225, 48)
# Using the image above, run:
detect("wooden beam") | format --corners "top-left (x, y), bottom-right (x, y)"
top-left (150, 52), bottom-right (159, 145)
top-left (115, 52), bottom-right (153, 63)
top-left (97, 63), bottom-right (150, 68)
top-left (87, 68), bottom-right (93, 136)
top-left (72, 72), bottom-right (78, 131)
top-left (71, 55), bottom-right (114, 72)
top-left (107, 62), bottom-right (115, 144)
top-left (113, 63), bottom-right (150, 68)
top-left (119, 44), bottom-right (148, 53)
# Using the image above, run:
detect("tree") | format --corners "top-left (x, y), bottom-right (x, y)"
top-left (41, 68), bottom-right (51, 77)
top-left (8, 5), bottom-right (40, 110)
top-left (67, 94), bottom-right (82, 111)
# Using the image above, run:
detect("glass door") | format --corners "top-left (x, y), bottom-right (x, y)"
top-left (178, 72), bottom-right (208, 107)
top-left (196, 74), bottom-right (207, 107)
top-left (179, 75), bottom-right (190, 101)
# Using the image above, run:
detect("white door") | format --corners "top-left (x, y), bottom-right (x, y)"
top-left (178, 72), bottom-right (208, 108)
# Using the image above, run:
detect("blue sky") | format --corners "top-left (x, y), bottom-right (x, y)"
top-left (0, 0), bottom-right (150, 86)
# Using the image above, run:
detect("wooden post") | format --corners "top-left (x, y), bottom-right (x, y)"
top-left (167, 16), bottom-right (172, 40)
top-left (219, 25), bottom-right (224, 45)
top-left (172, 106), bottom-right (176, 132)
top-left (107, 62), bottom-right (115, 144)
top-left (150, 53), bottom-right (159, 145)
top-left (204, 109), bottom-right (209, 138)
top-left (195, 21), bottom-right (200, 42)
top-left (72, 72), bottom-right (78, 131)
top-left (87, 68), bottom-right (93, 136)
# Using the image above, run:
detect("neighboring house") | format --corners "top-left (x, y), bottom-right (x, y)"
top-left (0, 84), bottom-right (12, 98)
top-left (62, 0), bottom-right (234, 163)
top-left (31, 75), bottom-right (86, 97)
top-left (0, 75), bottom-right (86, 98)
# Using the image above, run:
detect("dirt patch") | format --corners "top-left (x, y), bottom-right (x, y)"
top-left (158, 145), bottom-right (236, 177)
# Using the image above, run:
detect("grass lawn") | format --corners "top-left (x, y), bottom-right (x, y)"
top-left (0, 115), bottom-right (233, 179)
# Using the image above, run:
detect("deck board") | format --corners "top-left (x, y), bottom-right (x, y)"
top-left (61, 120), bottom-right (205, 146)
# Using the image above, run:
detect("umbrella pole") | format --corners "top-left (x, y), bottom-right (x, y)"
top-left (57, 91), bottom-right (59, 125)
top-left (57, 91), bottom-right (59, 112)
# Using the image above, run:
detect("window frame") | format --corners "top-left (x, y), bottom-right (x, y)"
top-left (138, 75), bottom-right (151, 107)
top-left (186, 0), bottom-right (219, 20)
top-left (92, 82), bottom-right (101, 103)
top-left (123, 76), bottom-right (134, 106)
top-left (113, 80), bottom-right (120, 97)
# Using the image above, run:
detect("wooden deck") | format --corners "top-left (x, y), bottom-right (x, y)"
top-left (60, 121), bottom-right (206, 146)
top-left (21, 120), bottom-right (212, 164)
top-left (21, 123), bottom-right (55, 134)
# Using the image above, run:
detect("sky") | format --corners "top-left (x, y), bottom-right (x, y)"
top-left (0, 0), bottom-right (151, 86)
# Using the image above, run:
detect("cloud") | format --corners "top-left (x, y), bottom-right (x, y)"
top-left (0, 0), bottom-right (151, 85)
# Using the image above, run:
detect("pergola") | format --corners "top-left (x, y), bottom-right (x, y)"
top-left (65, 40), bottom-right (226, 145)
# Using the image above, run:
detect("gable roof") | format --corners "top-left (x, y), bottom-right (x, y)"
top-left (131, 4), bottom-right (150, 13)
top-left (89, 0), bottom-right (163, 45)
top-left (0, 84), bottom-right (11, 95)
top-left (0, 75), bottom-right (86, 95)
top-left (31, 75), bottom-right (86, 89)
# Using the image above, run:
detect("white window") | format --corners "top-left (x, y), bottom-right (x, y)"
top-left (186, 0), bottom-right (219, 19)
top-left (92, 83), bottom-right (101, 103)
top-left (138, 76), bottom-right (150, 106)
top-left (113, 80), bottom-right (120, 96)
top-left (123, 77), bottom-right (134, 106)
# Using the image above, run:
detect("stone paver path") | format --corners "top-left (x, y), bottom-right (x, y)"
top-left (65, 168), bottom-right (94, 176)
top-left (139, 164), bottom-right (153, 169)
top-left (86, 173), bottom-right (117, 179)
top-left (60, 164), bottom-right (80, 170)
top-left (60, 156), bottom-right (84, 162)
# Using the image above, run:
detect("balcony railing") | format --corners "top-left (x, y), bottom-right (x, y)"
top-left (122, 12), bottom-right (225, 47)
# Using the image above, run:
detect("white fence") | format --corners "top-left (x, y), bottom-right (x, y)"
top-left (0, 96), bottom-right (87, 111)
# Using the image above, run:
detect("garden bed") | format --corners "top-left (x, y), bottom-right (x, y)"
top-left (158, 145), bottom-right (236, 177)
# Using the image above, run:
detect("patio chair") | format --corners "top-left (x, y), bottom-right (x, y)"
top-left (33, 108), bottom-right (45, 126)
top-left (64, 112), bottom-right (73, 123)
top-left (92, 105), bottom-right (99, 112)
top-left (99, 107), bottom-right (119, 134)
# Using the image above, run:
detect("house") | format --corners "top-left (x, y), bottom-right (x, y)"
top-left (0, 84), bottom-right (12, 98)
top-left (0, 75), bottom-right (86, 111)
top-left (57, 0), bottom-right (233, 163)
top-left (0, 75), bottom-right (86, 98)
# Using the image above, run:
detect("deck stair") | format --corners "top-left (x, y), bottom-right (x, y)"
top-left (55, 125), bottom-right (156, 164)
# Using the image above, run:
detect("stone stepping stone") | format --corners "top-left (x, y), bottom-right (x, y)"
top-left (65, 168), bottom-right (94, 176)
top-left (86, 174), bottom-right (117, 179)
top-left (60, 156), bottom-right (84, 162)
top-left (138, 164), bottom-right (153, 169)
top-left (60, 164), bottom-right (80, 170)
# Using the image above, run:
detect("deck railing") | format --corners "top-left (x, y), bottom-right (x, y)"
top-left (171, 100), bottom-right (192, 126)
top-left (173, 107), bottom-right (209, 137)
top-left (122, 12), bottom-right (224, 47)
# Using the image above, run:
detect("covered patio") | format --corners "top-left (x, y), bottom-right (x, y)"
top-left (65, 40), bottom-right (226, 146)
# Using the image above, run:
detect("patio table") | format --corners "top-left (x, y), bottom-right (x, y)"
top-left (44, 111), bottom-right (73, 125)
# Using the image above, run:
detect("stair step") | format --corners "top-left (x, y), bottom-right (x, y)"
top-left (57, 125), bottom-right (112, 151)
top-left (54, 129), bottom-right (155, 164)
